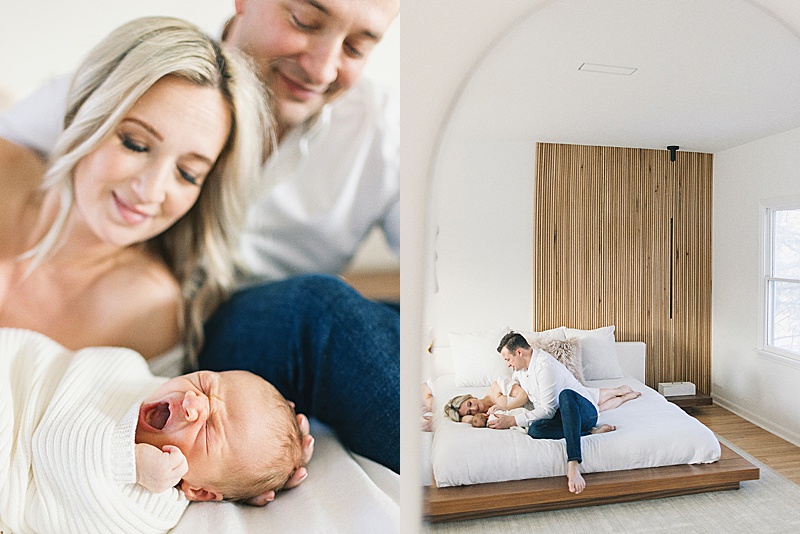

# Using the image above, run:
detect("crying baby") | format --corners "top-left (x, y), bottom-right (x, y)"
top-left (135, 369), bottom-right (304, 504)
top-left (0, 328), bottom-right (307, 534)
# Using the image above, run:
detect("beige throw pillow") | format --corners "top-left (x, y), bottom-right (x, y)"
top-left (533, 337), bottom-right (585, 384)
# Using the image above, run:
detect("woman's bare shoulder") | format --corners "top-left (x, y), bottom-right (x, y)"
top-left (90, 254), bottom-right (183, 360)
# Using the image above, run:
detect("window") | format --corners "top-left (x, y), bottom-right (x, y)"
top-left (765, 207), bottom-right (800, 357)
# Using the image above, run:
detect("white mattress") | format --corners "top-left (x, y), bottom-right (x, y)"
top-left (430, 375), bottom-right (720, 488)
top-left (170, 420), bottom-right (399, 533)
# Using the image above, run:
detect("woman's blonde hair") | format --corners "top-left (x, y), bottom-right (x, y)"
top-left (28, 16), bottom-right (273, 368)
top-left (444, 394), bottom-right (472, 422)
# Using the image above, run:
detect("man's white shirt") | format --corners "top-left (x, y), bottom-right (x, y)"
top-left (512, 350), bottom-right (599, 428)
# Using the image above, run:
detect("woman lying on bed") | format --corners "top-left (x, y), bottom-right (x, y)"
top-left (0, 17), bottom-right (314, 491)
top-left (443, 378), bottom-right (531, 427)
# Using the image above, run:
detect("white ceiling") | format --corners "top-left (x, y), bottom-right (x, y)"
top-left (450, 0), bottom-right (800, 153)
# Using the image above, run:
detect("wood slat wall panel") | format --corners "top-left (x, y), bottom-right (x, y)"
top-left (533, 143), bottom-right (712, 392)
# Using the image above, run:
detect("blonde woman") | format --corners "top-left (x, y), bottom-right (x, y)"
top-left (1, 16), bottom-right (267, 363)
top-left (0, 16), bottom-right (311, 492)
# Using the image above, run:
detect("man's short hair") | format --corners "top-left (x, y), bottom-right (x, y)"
top-left (497, 331), bottom-right (530, 353)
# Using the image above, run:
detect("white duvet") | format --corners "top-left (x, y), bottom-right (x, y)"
top-left (430, 375), bottom-right (720, 488)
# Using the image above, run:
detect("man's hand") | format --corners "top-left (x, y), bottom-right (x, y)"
top-left (135, 443), bottom-right (188, 494)
top-left (487, 414), bottom-right (516, 430)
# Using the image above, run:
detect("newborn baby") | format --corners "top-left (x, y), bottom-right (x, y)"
top-left (134, 369), bottom-right (304, 503)
top-left (0, 328), bottom-right (307, 534)
top-left (467, 409), bottom-right (526, 429)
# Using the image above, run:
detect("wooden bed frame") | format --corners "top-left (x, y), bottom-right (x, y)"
top-left (424, 442), bottom-right (759, 523)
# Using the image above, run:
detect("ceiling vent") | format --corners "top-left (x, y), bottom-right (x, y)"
top-left (578, 62), bottom-right (637, 76)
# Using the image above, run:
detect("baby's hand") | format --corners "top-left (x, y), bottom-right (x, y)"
top-left (487, 405), bottom-right (498, 416)
top-left (245, 413), bottom-right (313, 506)
top-left (283, 413), bottom-right (313, 490)
top-left (135, 443), bottom-right (188, 494)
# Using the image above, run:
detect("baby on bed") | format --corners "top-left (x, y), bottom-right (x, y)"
top-left (0, 328), bottom-right (306, 534)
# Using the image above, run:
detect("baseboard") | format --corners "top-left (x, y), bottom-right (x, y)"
top-left (712, 394), bottom-right (800, 449)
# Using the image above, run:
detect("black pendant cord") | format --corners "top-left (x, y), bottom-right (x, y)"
top-left (670, 216), bottom-right (674, 320)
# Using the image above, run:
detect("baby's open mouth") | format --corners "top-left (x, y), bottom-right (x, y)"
top-left (141, 401), bottom-right (171, 431)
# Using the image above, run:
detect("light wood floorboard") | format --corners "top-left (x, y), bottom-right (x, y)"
top-left (690, 404), bottom-right (800, 485)
top-left (340, 269), bottom-right (400, 301)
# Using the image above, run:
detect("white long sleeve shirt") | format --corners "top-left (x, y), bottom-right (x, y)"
top-left (0, 328), bottom-right (187, 534)
top-left (512, 350), bottom-right (599, 428)
top-left (0, 76), bottom-right (399, 282)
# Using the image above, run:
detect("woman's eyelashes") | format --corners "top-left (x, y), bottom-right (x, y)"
top-left (178, 167), bottom-right (199, 186)
top-left (291, 15), bottom-right (313, 30)
top-left (120, 133), bottom-right (147, 153)
top-left (344, 40), bottom-right (363, 59)
top-left (120, 132), bottom-right (201, 186)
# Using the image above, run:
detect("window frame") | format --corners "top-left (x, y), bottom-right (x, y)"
top-left (760, 201), bottom-right (800, 363)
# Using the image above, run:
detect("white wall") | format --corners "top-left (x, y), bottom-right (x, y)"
top-left (400, 3), bottom-right (538, 530)
top-left (0, 1), bottom-right (398, 100)
top-left (713, 127), bottom-right (800, 447)
top-left (0, 2), bottom-right (232, 100)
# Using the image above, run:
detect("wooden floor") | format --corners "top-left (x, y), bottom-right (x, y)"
top-left (340, 269), bottom-right (400, 302)
top-left (690, 404), bottom-right (800, 485)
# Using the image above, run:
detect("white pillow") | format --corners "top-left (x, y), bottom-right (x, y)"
top-left (563, 325), bottom-right (623, 380)
top-left (517, 326), bottom-right (567, 345)
top-left (449, 327), bottom-right (511, 387)
top-left (449, 327), bottom-right (569, 387)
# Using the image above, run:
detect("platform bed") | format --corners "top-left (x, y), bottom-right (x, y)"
top-left (424, 443), bottom-right (759, 522)
top-left (424, 338), bottom-right (760, 523)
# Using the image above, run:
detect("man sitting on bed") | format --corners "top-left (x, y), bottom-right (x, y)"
top-left (0, 328), bottom-right (310, 534)
top-left (488, 331), bottom-right (618, 494)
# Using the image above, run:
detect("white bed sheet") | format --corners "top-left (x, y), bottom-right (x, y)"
top-left (430, 375), bottom-right (720, 488)
top-left (170, 420), bottom-right (399, 533)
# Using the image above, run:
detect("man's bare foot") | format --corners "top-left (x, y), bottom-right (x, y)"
top-left (567, 461), bottom-right (586, 494)
top-left (590, 423), bottom-right (616, 434)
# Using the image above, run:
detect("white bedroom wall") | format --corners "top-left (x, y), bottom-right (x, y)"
top-left (427, 132), bottom-right (535, 341)
top-left (402, 4), bottom-right (543, 528)
top-left (713, 126), bottom-right (800, 447)
top-left (0, 1), bottom-right (398, 102)
top-left (0, 2), bottom-right (232, 101)
top-left (404, 1), bottom-right (544, 369)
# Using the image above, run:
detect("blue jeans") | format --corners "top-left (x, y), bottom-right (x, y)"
top-left (197, 274), bottom-right (400, 473)
top-left (527, 389), bottom-right (598, 463)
